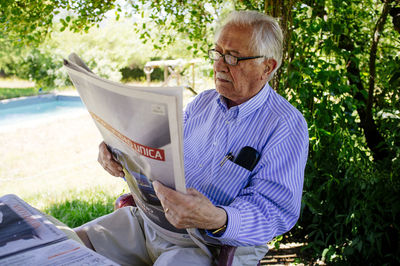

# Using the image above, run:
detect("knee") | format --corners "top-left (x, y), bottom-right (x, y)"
top-left (74, 226), bottom-right (95, 250)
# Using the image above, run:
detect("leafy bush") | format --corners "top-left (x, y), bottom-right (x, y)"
top-left (17, 48), bottom-right (67, 89)
top-left (0, 45), bottom-right (70, 89)
top-left (280, 1), bottom-right (400, 264)
top-left (300, 161), bottom-right (400, 264)
top-left (120, 66), bottom-right (165, 82)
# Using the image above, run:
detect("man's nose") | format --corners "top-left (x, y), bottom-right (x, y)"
top-left (214, 56), bottom-right (229, 72)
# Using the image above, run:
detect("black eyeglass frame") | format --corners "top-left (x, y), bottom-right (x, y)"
top-left (208, 49), bottom-right (266, 66)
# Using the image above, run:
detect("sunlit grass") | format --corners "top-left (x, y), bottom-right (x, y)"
top-left (0, 87), bottom-right (40, 100)
top-left (1, 164), bottom-right (128, 225)
top-left (44, 188), bottom-right (124, 228)
top-left (0, 113), bottom-right (128, 227)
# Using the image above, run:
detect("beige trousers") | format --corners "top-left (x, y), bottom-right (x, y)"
top-left (79, 207), bottom-right (268, 266)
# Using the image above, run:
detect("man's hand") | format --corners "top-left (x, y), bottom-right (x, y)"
top-left (153, 181), bottom-right (227, 230)
top-left (98, 141), bottom-right (124, 177)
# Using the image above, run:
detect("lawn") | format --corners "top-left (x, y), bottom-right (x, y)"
top-left (0, 87), bottom-right (40, 100)
top-left (0, 78), bottom-right (70, 100)
top-left (0, 112), bottom-right (128, 227)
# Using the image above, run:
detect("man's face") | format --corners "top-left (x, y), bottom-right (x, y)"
top-left (213, 24), bottom-right (268, 107)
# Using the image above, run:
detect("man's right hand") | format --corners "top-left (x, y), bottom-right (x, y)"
top-left (98, 141), bottom-right (125, 177)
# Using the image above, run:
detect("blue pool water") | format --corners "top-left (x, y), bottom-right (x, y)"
top-left (0, 94), bottom-right (85, 130)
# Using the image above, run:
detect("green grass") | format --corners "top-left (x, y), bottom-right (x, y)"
top-left (0, 87), bottom-right (51, 100)
top-left (43, 189), bottom-right (119, 228)
top-left (2, 178), bottom-right (128, 228)
top-left (0, 86), bottom-right (77, 100)
top-left (1, 172), bottom-right (129, 228)
top-left (0, 113), bottom-right (128, 228)
top-left (4, 180), bottom-right (128, 228)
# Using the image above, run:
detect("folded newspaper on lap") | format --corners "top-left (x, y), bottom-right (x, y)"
top-left (64, 53), bottom-right (187, 235)
top-left (0, 194), bottom-right (118, 265)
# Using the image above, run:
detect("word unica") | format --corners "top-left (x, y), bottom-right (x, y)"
top-left (90, 112), bottom-right (166, 161)
top-left (131, 142), bottom-right (164, 161)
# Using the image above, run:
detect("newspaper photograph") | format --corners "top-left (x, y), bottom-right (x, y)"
top-left (64, 53), bottom-right (186, 233)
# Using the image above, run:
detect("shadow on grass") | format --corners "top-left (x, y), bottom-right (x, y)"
top-left (44, 196), bottom-right (117, 228)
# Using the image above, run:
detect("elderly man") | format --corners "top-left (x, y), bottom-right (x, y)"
top-left (75, 10), bottom-right (308, 266)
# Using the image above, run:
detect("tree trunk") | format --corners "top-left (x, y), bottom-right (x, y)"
top-left (339, 1), bottom-right (393, 163)
top-left (264, 0), bottom-right (296, 93)
top-left (369, 1), bottom-right (391, 115)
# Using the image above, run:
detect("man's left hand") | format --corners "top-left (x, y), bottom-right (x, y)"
top-left (153, 181), bottom-right (227, 230)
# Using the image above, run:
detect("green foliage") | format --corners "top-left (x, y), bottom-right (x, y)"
top-left (120, 66), bottom-right (164, 82)
top-left (278, 0), bottom-right (400, 264)
top-left (19, 48), bottom-right (66, 88)
top-left (1, 17), bottom-right (201, 88)
top-left (120, 66), bottom-right (147, 81)
top-left (0, 45), bottom-right (70, 89)
top-left (1, 0), bottom-right (126, 88)
top-left (128, 0), bottom-right (231, 57)
top-left (0, 0), bottom-right (118, 47)
top-left (301, 168), bottom-right (400, 264)
top-left (268, 235), bottom-right (283, 250)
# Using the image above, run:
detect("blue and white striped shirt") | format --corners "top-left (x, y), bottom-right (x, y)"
top-left (183, 83), bottom-right (309, 246)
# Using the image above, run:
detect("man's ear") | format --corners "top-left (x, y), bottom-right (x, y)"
top-left (261, 58), bottom-right (277, 80)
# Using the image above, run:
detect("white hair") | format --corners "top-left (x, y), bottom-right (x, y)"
top-left (214, 10), bottom-right (283, 79)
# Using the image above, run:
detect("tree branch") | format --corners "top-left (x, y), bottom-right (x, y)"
top-left (368, 1), bottom-right (390, 115)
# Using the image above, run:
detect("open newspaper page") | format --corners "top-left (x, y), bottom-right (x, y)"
top-left (0, 194), bottom-right (118, 265)
top-left (0, 239), bottom-right (118, 265)
top-left (64, 53), bottom-right (186, 234)
top-left (0, 194), bottom-right (67, 259)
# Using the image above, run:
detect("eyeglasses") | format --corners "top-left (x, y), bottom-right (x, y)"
top-left (208, 49), bottom-right (266, 66)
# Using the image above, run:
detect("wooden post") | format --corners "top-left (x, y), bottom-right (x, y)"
top-left (164, 67), bottom-right (168, 85)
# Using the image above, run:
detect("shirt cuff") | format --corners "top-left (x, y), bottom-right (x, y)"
top-left (206, 205), bottom-right (241, 241)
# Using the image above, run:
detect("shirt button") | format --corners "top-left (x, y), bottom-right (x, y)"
top-left (213, 142), bottom-right (217, 146)
top-left (198, 164), bottom-right (203, 168)
top-left (225, 121), bottom-right (230, 124)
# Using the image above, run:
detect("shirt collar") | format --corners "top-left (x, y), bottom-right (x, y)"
top-left (216, 83), bottom-right (271, 120)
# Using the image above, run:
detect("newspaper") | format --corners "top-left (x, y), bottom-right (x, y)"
top-left (64, 53), bottom-right (186, 235)
top-left (0, 194), bottom-right (118, 265)
top-left (64, 54), bottom-right (222, 257)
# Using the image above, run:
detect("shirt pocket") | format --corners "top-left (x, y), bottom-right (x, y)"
top-left (206, 159), bottom-right (252, 205)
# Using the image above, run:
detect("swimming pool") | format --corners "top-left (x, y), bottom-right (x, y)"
top-left (0, 94), bottom-right (86, 131)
